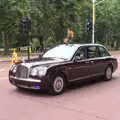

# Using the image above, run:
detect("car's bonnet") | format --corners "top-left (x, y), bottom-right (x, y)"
top-left (20, 58), bottom-right (66, 68)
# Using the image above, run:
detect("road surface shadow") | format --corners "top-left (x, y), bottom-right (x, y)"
top-left (67, 76), bottom-right (116, 92)
top-left (15, 87), bottom-right (51, 97)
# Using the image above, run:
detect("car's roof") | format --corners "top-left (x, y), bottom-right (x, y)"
top-left (59, 43), bottom-right (105, 49)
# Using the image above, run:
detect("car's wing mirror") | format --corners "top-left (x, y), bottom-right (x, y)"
top-left (74, 56), bottom-right (80, 62)
top-left (74, 54), bottom-right (85, 62)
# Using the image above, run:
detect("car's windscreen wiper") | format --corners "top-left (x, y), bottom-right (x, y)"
top-left (53, 57), bottom-right (68, 60)
top-left (43, 57), bottom-right (68, 60)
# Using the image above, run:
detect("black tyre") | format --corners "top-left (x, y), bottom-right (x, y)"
top-left (50, 74), bottom-right (66, 95)
top-left (104, 66), bottom-right (112, 81)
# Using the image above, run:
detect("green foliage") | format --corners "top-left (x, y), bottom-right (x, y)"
top-left (0, 0), bottom-right (120, 54)
top-left (96, 0), bottom-right (120, 49)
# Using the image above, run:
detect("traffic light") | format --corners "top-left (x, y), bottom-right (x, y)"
top-left (19, 18), bottom-right (32, 34)
top-left (19, 17), bottom-right (32, 60)
top-left (87, 19), bottom-right (92, 32)
top-left (26, 18), bottom-right (32, 32)
top-left (19, 18), bottom-right (26, 34)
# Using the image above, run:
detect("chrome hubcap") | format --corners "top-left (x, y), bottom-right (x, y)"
top-left (106, 67), bottom-right (112, 79)
top-left (53, 77), bottom-right (64, 93)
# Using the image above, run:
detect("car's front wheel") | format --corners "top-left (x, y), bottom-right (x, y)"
top-left (50, 74), bottom-right (65, 95)
top-left (104, 66), bottom-right (113, 81)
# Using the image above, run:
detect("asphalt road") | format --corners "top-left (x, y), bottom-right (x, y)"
top-left (0, 54), bottom-right (120, 120)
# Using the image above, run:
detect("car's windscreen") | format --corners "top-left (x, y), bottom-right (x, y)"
top-left (43, 44), bottom-right (79, 60)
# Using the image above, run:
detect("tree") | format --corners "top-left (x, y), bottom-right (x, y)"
top-left (0, 0), bottom-right (120, 55)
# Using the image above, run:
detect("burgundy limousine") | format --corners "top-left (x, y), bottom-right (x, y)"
top-left (9, 44), bottom-right (118, 95)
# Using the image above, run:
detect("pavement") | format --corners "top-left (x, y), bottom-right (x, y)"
top-left (0, 52), bottom-right (120, 120)
top-left (0, 56), bottom-right (11, 62)
top-left (0, 54), bottom-right (38, 62)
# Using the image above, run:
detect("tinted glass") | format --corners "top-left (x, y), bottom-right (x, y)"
top-left (98, 46), bottom-right (110, 57)
top-left (74, 47), bottom-right (86, 60)
top-left (43, 44), bottom-right (79, 60)
top-left (87, 46), bottom-right (99, 58)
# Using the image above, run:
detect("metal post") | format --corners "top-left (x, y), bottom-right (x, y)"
top-left (27, 36), bottom-right (30, 60)
top-left (27, 18), bottom-right (32, 60)
top-left (92, 0), bottom-right (95, 44)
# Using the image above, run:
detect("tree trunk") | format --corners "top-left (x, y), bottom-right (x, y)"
top-left (2, 32), bottom-right (9, 55)
top-left (39, 36), bottom-right (44, 52)
top-left (4, 39), bottom-right (9, 55)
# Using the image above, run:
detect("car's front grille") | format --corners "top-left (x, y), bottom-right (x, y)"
top-left (16, 65), bottom-right (28, 78)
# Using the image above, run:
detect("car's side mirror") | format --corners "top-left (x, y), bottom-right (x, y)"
top-left (74, 54), bottom-right (85, 62)
top-left (74, 56), bottom-right (80, 62)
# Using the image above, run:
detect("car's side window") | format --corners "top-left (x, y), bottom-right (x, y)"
top-left (87, 46), bottom-right (99, 58)
top-left (98, 46), bottom-right (110, 57)
top-left (74, 47), bottom-right (86, 60)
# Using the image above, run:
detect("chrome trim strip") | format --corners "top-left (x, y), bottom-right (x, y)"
top-left (17, 85), bottom-right (41, 90)
top-left (70, 73), bottom-right (103, 82)
top-left (70, 75), bottom-right (91, 82)
top-left (79, 56), bottom-right (110, 63)
top-left (92, 73), bottom-right (104, 77)
top-left (16, 65), bottom-right (29, 78)
top-left (10, 76), bottom-right (41, 83)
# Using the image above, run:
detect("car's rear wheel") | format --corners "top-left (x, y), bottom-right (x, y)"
top-left (104, 66), bottom-right (112, 81)
top-left (50, 74), bottom-right (65, 95)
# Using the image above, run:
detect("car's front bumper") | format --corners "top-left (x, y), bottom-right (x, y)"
top-left (9, 76), bottom-right (47, 90)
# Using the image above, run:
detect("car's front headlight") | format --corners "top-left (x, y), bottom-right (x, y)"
top-left (30, 66), bottom-right (47, 77)
top-left (10, 64), bottom-right (16, 71)
top-left (10, 64), bottom-right (17, 73)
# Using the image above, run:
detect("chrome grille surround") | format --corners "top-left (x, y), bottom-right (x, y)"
top-left (16, 65), bottom-right (29, 78)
